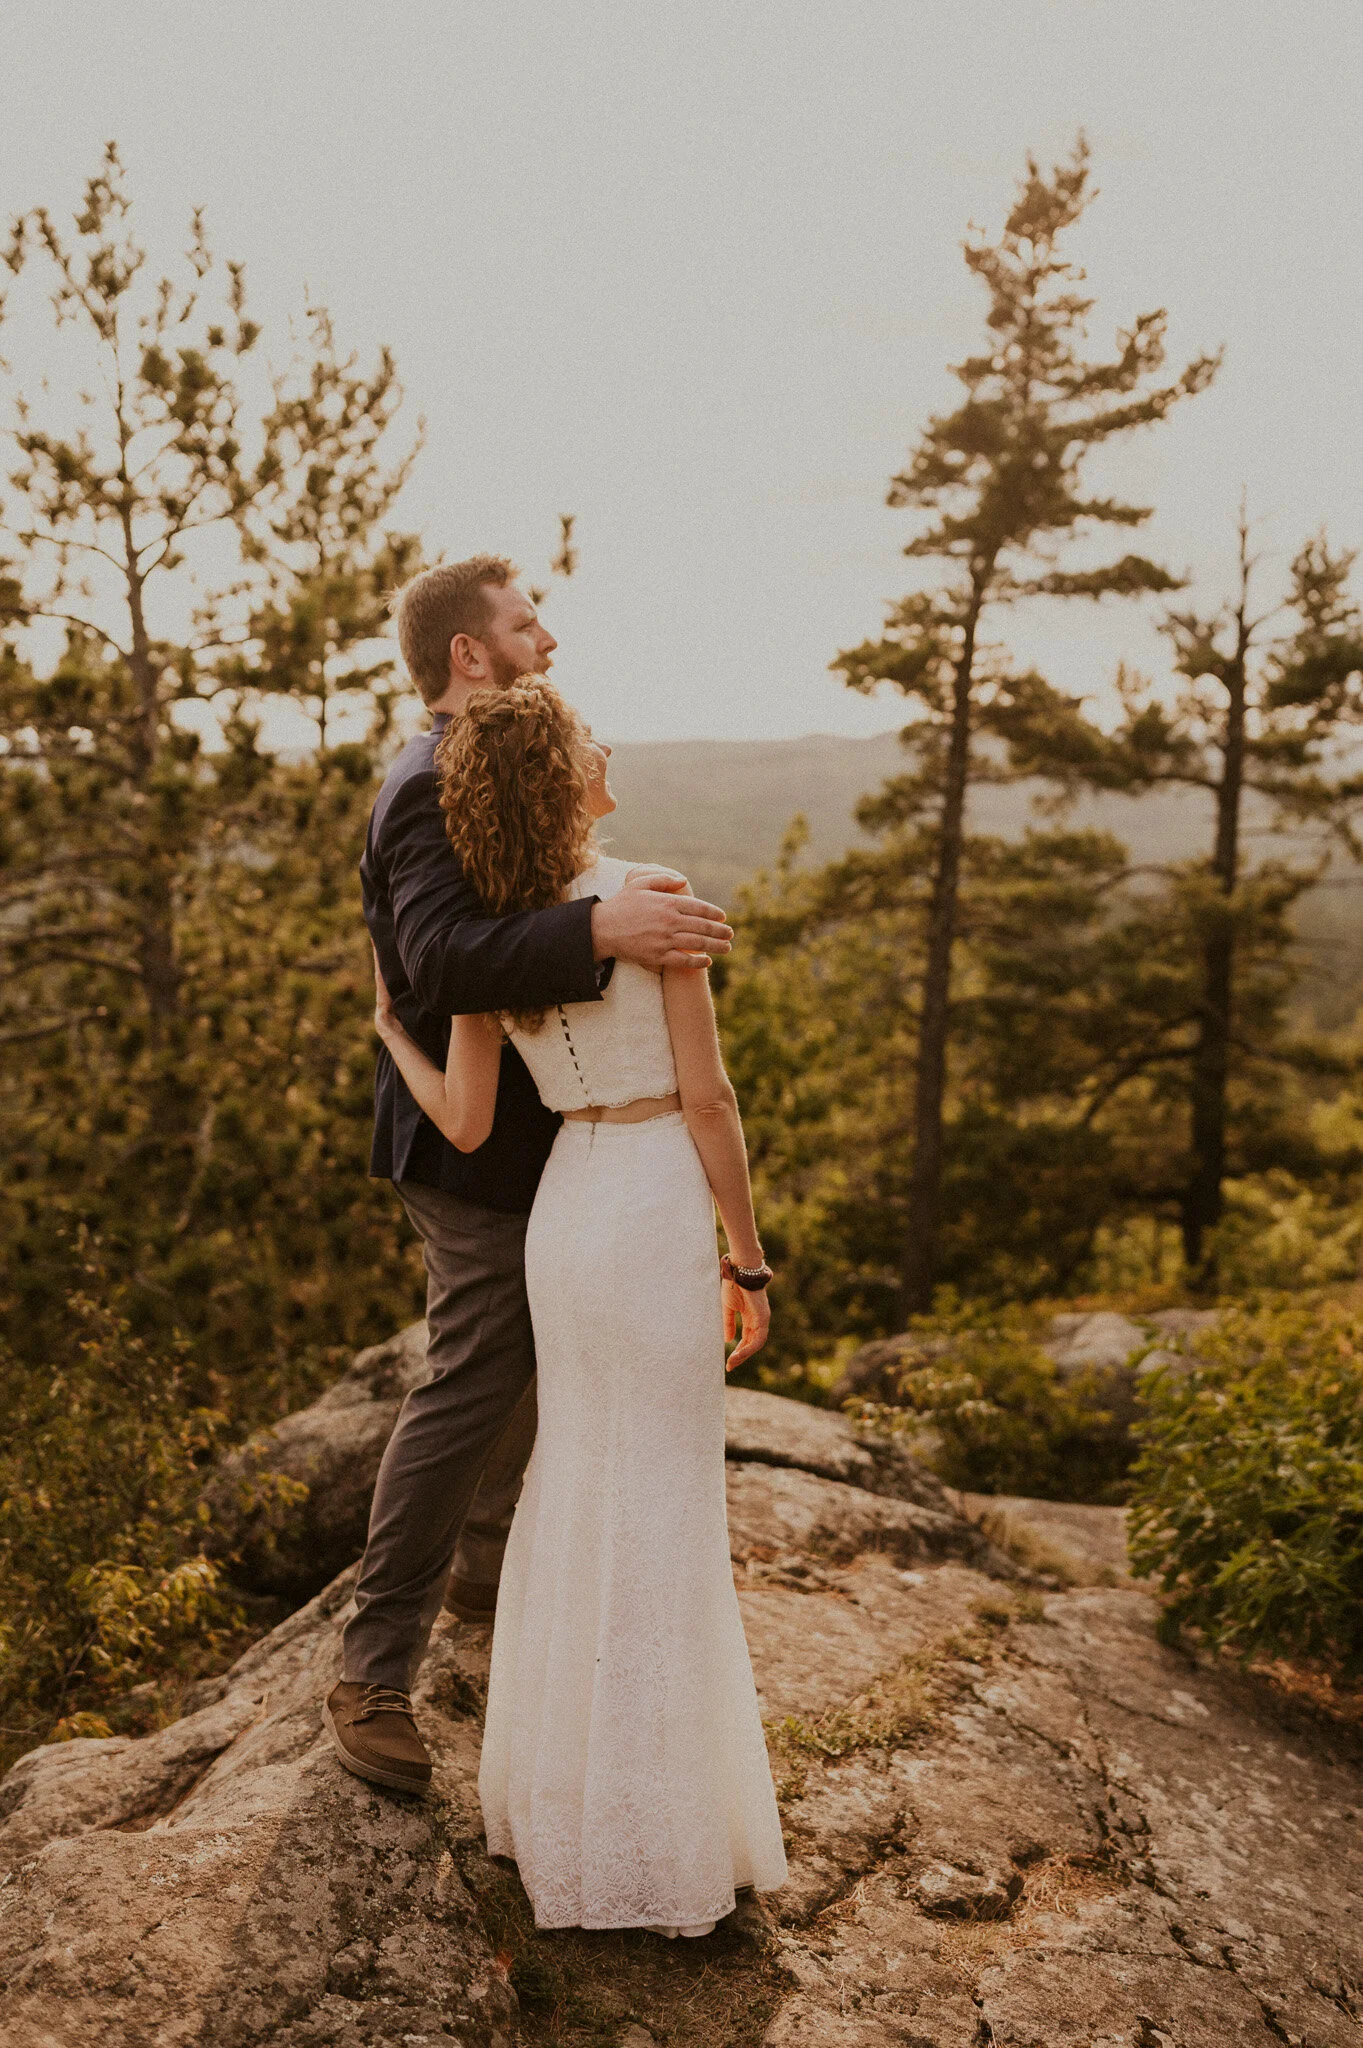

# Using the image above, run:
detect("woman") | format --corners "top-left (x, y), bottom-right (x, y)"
top-left (372, 676), bottom-right (787, 1938)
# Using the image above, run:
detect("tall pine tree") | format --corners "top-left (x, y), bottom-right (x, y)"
top-left (835, 139), bottom-right (1217, 1313)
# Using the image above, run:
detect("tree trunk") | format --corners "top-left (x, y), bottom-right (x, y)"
top-left (1183, 913), bottom-right (1234, 1273)
top-left (902, 596), bottom-right (981, 1316)
top-left (122, 515), bottom-right (180, 1036)
top-left (1181, 556), bottom-right (1250, 1276)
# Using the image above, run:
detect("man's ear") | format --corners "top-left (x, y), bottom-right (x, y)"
top-left (449, 631), bottom-right (487, 684)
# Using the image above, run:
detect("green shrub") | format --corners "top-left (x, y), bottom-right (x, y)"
top-left (0, 1289), bottom-right (239, 1762)
top-left (1209, 1174), bottom-right (1362, 1292)
top-left (850, 1298), bottom-right (1128, 1503)
top-left (1128, 1301), bottom-right (1363, 1674)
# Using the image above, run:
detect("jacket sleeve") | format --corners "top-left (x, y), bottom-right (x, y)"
top-left (382, 766), bottom-right (606, 1017)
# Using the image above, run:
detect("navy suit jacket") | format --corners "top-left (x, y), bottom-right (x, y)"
top-left (361, 713), bottom-right (606, 1213)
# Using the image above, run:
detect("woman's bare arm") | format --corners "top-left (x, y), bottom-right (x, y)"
top-left (372, 943), bottom-right (502, 1153)
top-left (662, 960), bottom-right (770, 1370)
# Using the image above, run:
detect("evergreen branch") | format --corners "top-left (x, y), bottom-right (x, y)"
top-left (9, 949), bottom-right (142, 977)
top-left (1, 922), bottom-right (135, 946)
top-left (1, 604), bottom-right (132, 661)
top-left (0, 1008), bottom-right (106, 1045)
top-left (0, 527), bottom-right (131, 578)
top-left (1078, 1030), bottom-right (1200, 1123)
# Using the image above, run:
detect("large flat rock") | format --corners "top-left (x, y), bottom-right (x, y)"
top-left (955, 1489), bottom-right (1132, 1579)
top-left (726, 1460), bottom-right (1006, 1574)
top-left (724, 1386), bottom-right (952, 1511)
top-left (0, 1566), bottom-right (516, 2048)
top-left (0, 1389), bottom-right (995, 2046)
top-left (6, 1366), bottom-right (1361, 2048)
top-left (762, 1585), bottom-right (1363, 2045)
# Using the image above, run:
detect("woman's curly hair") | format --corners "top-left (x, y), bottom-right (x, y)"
top-left (434, 675), bottom-right (596, 1031)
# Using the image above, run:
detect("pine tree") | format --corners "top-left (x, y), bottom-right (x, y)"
top-left (834, 139), bottom-right (1218, 1313)
top-left (1056, 512), bottom-right (1363, 1274)
top-left (0, 147), bottom-right (423, 1389)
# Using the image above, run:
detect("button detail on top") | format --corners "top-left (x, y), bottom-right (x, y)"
top-left (556, 1005), bottom-right (591, 1101)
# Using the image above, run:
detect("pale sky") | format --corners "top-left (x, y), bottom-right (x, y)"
top-left (3, 2), bottom-right (1361, 742)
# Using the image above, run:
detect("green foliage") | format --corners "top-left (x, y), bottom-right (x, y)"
top-left (852, 1300), bottom-right (1129, 1504)
top-left (1044, 522), bottom-right (1363, 1273)
top-left (0, 715), bottom-right (426, 1419)
top-left (1128, 1302), bottom-right (1363, 1675)
top-left (0, 1285), bottom-right (237, 1756)
top-left (0, 149), bottom-right (427, 1418)
top-left (718, 667), bottom-right (1362, 1380)
top-left (1211, 1173), bottom-right (1362, 1291)
top-left (719, 812), bottom-right (1353, 1380)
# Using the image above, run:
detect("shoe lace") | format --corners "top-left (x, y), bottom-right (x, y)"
top-left (354, 1685), bottom-right (417, 1726)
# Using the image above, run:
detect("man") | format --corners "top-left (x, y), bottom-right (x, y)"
top-left (325, 555), bottom-right (732, 1792)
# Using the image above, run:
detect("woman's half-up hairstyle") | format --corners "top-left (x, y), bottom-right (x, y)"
top-left (434, 675), bottom-right (596, 1031)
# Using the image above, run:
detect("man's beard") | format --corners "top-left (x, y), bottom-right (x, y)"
top-left (489, 651), bottom-right (536, 690)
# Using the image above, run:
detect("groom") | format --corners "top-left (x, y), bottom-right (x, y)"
top-left (325, 555), bottom-right (733, 1792)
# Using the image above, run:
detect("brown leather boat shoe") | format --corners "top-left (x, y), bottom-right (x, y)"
top-left (443, 1574), bottom-right (499, 1624)
top-left (324, 1681), bottom-right (431, 1793)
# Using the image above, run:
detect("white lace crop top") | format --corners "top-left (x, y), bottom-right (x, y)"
top-left (504, 854), bottom-right (682, 1111)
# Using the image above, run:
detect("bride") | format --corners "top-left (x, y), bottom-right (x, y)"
top-left (371, 675), bottom-right (787, 1938)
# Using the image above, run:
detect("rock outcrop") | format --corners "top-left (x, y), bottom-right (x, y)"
top-left (0, 1563), bottom-right (514, 2047)
top-left (206, 1334), bottom-right (971, 1602)
top-left (4, 1350), bottom-right (1360, 2048)
top-left (831, 1305), bottom-right (1220, 1437)
top-left (202, 1322), bottom-right (431, 1599)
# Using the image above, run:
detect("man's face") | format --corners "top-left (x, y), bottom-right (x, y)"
top-left (474, 582), bottom-right (558, 689)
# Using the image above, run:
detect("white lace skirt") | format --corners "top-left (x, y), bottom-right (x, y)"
top-left (478, 1112), bottom-right (788, 1930)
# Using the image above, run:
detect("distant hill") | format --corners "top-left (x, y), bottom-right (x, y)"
top-left (603, 730), bottom-right (1307, 902)
top-left (603, 730), bottom-right (1363, 1024)
top-left (601, 731), bottom-right (904, 903)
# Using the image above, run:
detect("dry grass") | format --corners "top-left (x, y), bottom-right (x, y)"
top-left (929, 1853), bottom-right (1130, 1985)
top-left (970, 1589), bottom-right (1049, 1628)
top-left (1239, 1652), bottom-right (1363, 1734)
top-left (970, 1505), bottom-right (1124, 1589)
top-left (768, 1657), bottom-right (933, 1766)
top-left (766, 1602), bottom-right (1049, 1807)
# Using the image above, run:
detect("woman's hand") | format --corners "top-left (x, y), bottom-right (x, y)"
top-left (372, 942), bottom-right (399, 1043)
top-left (723, 1274), bottom-right (771, 1372)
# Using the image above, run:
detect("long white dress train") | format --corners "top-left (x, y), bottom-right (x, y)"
top-left (477, 856), bottom-right (787, 1931)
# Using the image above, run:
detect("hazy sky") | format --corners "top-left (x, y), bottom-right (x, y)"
top-left (4, 2), bottom-right (1361, 742)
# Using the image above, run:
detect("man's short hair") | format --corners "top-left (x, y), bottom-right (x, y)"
top-left (394, 555), bottom-right (519, 706)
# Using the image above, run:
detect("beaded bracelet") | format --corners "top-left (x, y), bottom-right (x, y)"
top-left (720, 1252), bottom-right (774, 1292)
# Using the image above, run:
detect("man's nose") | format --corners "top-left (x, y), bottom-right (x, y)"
top-left (540, 630), bottom-right (558, 653)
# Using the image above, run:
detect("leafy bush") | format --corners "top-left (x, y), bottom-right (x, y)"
top-left (1128, 1301), bottom-right (1363, 1674)
top-left (0, 1288), bottom-right (240, 1762)
top-left (1210, 1174), bottom-right (1362, 1292)
top-left (850, 1299), bottom-right (1128, 1503)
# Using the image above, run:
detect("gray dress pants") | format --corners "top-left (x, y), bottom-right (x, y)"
top-left (341, 1182), bottom-right (538, 1692)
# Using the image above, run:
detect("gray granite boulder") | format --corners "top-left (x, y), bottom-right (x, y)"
top-left (206, 1330), bottom-right (959, 1601)
top-left (0, 1566), bottom-right (517, 2048)
top-left (5, 1381), bottom-right (1359, 2048)
top-left (202, 1321), bottom-right (431, 1599)
top-left (830, 1305), bottom-right (1219, 1434)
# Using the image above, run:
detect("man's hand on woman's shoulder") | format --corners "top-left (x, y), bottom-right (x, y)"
top-left (591, 870), bottom-right (733, 972)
